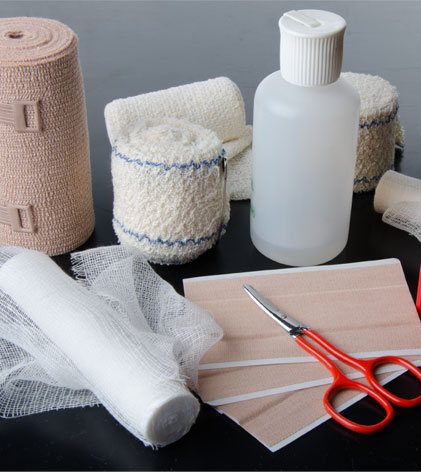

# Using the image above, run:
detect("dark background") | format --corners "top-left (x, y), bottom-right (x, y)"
top-left (0, 1), bottom-right (420, 470)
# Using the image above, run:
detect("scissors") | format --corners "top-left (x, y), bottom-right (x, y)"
top-left (243, 284), bottom-right (421, 434)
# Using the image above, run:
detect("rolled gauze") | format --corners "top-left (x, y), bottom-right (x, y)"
top-left (342, 72), bottom-right (401, 193)
top-left (373, 170), bottom-right (421, 242)
top-left (374, 170), bottom-right (421, 214)
top-left (112, 118), bottom-right (229, 264)
top-left (0, 246), bottom-right (222, 446)
top-left (0, 18), bottom-right (95, 255)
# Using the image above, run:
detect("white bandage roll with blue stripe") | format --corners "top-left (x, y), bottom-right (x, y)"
top-left (111, 118), bottom-right (229, 264)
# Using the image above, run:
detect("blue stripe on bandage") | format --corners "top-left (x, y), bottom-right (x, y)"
top-left (112, 146), bottom-right (226, 171)
top-left (354, 175), bottom-right (381, 185)
top-left (359, 107), bottom-right (399, 130)
top-left (113, 217), bottom-right (228, 247)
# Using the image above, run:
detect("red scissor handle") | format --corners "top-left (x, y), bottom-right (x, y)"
top-left (323, 372), bottom-right (394, 434)
top-left (359, 356), bottom-right (421, 408)
top-left (295, 330), bottom-right (421, 434)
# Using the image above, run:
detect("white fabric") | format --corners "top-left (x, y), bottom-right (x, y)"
top-left (105, 76), bottom-right (252, 201)
top-left (0, 246), bottom-right (223, 447)
top-left (222, 125), bottom-right (252, 160)
top-left (227, 145), bottom-right (252, 201)
top-left (112, 118), bottom-right (229, 264)
top-left (105, 77), bottom-right (246, 145)
top-left (374, 170), bottom-right (421, 213)
top-left (224, 125), bottom-right (252, 200)
top-left (374, 170), bottom-right (421, 241)
top-left (383, 201), bottom-right (421, 242)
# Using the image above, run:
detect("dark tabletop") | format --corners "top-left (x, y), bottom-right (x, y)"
top-left (0, 1), bottom-right (421, 470)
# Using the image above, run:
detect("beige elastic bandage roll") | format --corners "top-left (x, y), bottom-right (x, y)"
top-left (0, 17), bottom-right (95, 255)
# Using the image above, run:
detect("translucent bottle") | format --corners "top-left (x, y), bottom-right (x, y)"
top-left (251, 10), bottom-right (360, 266)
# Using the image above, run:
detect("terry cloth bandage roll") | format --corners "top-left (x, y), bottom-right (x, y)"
top-left (105, 76), bottom-right (252, 200)
top-left (0, 245), bottom-right (223, 447)
top-left (374, 170), bottom-right (421, 241)
top-left (0, 18), bottom-right (95, 255)
top-left (342, 72), bottom-right (402, 193)
top-left (112, 118), bottom-right (229, 264)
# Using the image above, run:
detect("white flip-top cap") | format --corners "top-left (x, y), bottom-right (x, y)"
top-left (279, 10), bottom-right (346, 86)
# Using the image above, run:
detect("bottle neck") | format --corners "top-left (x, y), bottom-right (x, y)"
top-left (280, 32), bottom-right (344, 87)
top-left (280, 68), bottom-right (341, 88)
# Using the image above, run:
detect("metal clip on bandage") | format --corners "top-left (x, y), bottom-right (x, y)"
top-left (217, 151), bottom-right (228, 242)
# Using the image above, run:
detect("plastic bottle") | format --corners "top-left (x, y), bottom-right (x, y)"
top-left (251, 10), bottom-right (360, 266)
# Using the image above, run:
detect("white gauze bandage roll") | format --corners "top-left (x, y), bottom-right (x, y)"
top-left (112, 118), bottom-right (229, 264)
top-left (0, 246), bottom-right (223, 447)
top-left (105, 76), bottom-right (252, 200)
top-left (374, 170), bottom-right (421, 241)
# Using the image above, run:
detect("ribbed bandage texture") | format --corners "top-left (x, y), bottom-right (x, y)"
top-left (105, 76), bottom-right (246, 144)
top-left (0, 17), bottom-right (95, 255)
top-left (112, 118), bottom-right (230, 264)
top-left (342, 72), bottom-right (402, 193)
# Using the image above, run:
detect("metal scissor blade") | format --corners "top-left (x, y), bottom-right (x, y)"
top-left (243, 284), bottom-right (307, 337)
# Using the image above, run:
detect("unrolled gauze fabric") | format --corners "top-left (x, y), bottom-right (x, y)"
top-left (374, 170), bottom-right (421, 242)
top-left (0, 245), bottom-right (222, 447)
top-left (105, 76), bottom-right (252, 200)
